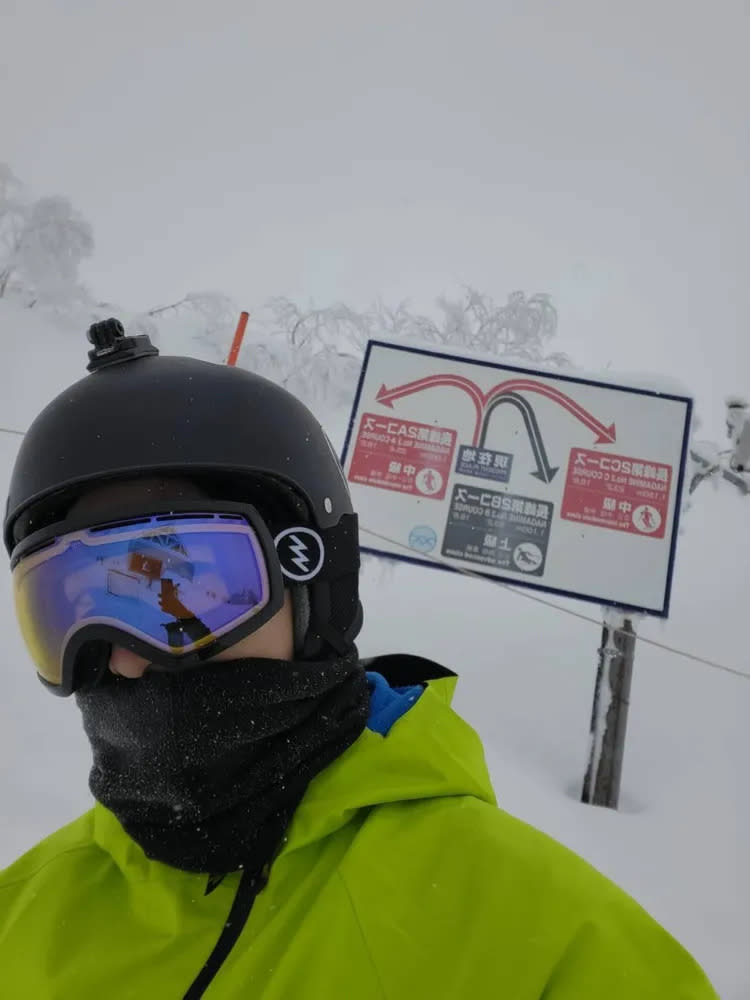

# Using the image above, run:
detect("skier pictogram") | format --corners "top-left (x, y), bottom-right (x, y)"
top-left (415, 468), bottom-right (443, 496)
top-left (512, 542), bottom-right (544, 573)
top-left (632, 504), bottom-right (662, 534)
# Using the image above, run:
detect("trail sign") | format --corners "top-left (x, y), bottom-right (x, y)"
top-left (342, 340), bottom-right (692, 616)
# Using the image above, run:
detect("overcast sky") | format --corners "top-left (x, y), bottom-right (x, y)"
top-left (2, 0), bottom-right (748, 437)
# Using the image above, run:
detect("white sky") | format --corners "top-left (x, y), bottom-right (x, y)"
top-left (3, 0), bottom-right (749, 437)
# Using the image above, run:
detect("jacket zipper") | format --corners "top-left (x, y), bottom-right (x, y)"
top-left (182, 868), bottom-right (267, 999)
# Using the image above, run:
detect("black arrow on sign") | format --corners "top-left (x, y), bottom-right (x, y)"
top-left (479, 391), bottom-right (559, 483)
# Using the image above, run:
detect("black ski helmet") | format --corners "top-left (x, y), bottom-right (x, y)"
top-left (5, 319), bottom-right (363, 668)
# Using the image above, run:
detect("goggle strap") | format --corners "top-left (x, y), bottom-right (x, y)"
top-left (316, 515), bottom-right (360, 581)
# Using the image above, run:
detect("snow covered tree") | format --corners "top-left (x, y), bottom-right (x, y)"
top-left (0, 166), bottom-right (94, 306)
top-left (374, 289), bottom-right (567, 364)
top-left (15, 196), bottom-right (94, 304)
top-left (689, 396), bottom-right (750, 497)
top-left (246, 289), bottom-right (569, 409)
top-left (245, 298), bottom-right (369, 407)
top-left (0, 164), bottom-right (27, 298)
top-left (141, 291), bottom-right (239, 361)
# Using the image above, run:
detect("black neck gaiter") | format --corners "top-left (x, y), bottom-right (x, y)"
top-left (75, 651), bottom-right (370, 875)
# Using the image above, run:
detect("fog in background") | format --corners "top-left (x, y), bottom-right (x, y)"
top-left (3, 0), bottom-right (748, 440)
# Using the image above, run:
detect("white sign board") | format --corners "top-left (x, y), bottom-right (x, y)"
top-left (341, 340), bottom-right (692, 617)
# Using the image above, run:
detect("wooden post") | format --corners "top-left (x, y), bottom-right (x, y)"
top-left (226, 311), bottom-right (249, 367)
top-left (581, 615), bottom-right (636, 809)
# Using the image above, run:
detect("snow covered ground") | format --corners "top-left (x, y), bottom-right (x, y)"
top-left (1, 300), bottom-right (747, 997)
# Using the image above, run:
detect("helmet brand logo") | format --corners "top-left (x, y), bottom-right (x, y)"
top-left (289, 535), bottom-right (310, 573)
top-left (274, 527), bottom-right (325, 582)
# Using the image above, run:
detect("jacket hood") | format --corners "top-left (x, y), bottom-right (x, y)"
top-left (286, 671), bottom-right (497, 853)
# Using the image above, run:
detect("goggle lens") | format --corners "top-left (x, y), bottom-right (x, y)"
top-left (12, 513), bottom-right (273, 688)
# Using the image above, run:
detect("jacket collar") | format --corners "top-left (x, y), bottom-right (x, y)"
top-left (92, 662), bottom-right (495, 881)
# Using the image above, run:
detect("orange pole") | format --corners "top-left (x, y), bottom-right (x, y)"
top-left (226, 311), bottom-right (250, 367)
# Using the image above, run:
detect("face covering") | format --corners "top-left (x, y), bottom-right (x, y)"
top-left (75, 650), bottom-right (370, 875)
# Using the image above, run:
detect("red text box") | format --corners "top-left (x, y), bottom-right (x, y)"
top-left (348, 413), bottom-right (457, 500)
top-left (561, 448), bottom-right (672, 539)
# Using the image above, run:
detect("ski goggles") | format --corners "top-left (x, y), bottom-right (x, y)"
top-left (10, 501), bottom-right (286, 695)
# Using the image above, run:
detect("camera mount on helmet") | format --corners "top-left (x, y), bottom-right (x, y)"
top-left (86, 318), bottom-right (159, 372)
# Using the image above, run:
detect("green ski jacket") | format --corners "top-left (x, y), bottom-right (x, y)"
top-left (0, 661), bottom-right (718, 999)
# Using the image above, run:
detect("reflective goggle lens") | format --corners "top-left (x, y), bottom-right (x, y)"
top-left (12, 514), bottom-right (272, 688)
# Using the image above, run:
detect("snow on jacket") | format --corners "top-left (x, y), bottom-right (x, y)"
top-left (0, 659), bottom-right (718, 999)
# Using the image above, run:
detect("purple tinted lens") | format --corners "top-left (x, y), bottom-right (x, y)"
top-left (13, 515), bottom-right (271, 684)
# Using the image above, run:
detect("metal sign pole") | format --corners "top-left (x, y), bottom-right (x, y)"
top-left (581, 616), bottom-right (636, 809)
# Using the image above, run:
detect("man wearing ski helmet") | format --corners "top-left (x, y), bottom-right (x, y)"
top-left (0, 321), bottom-right (718, 999)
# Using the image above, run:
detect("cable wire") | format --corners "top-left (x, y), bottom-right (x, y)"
top-left (359, 525), bottom-right (750, 683)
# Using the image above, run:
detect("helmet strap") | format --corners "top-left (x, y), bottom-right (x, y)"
top-left (305, 616), bottom-right (351, 658)
top-left (289, 584), bottom-right (311, 656)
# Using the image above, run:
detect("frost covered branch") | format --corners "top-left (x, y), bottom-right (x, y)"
top-left (246, 289), bottom-right (569, 409)
top-left (136, 291), bottom-right (239, 361)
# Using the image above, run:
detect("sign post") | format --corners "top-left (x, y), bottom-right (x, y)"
top-left (581, 615), bottom-right (637, 808)
top-left (342, 340), bottom-right (693, 809)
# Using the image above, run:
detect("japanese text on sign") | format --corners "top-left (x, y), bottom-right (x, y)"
top-left (442, 484), bottom-right (553, 577)
top-left (455, 444), bottom-right (513, 484)
top-left (348, 412), bottom-right (457, 501)
top-left (561, 449), bottom-right (672, 539)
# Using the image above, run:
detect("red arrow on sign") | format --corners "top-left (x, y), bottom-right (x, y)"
top-left (376, 375), bottom-right (483, 409)
top-left (486, 379), bottom-right (616, 444)
top-left (376, 373), bottom-right (616, 446)
top-left (376, 376), bottom-right (485, 442)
